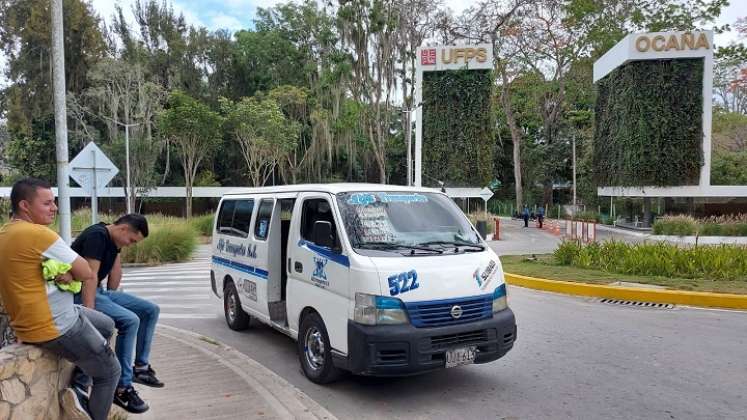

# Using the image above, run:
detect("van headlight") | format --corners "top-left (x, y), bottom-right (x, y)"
top-left (492, 284), bottom-right (508, 313)
top-left (354, 293), bottom-right (408, 326)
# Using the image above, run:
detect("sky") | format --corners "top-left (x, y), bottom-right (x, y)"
top-left (0, 0), bottom-right (745, 88)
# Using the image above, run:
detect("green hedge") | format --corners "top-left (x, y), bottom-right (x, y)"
top-left (593, 58), bottom-right (704, 187)
top-left (190, 214), bottom-right (214, 236)
top-left (554, 240), bottom-right (747, 280)
top-left (422, 69), bottom-right (494, 187)
top-left (653, 215), bottom-right (747, 237)
top-left (120, 224), bottom-right (197, 264)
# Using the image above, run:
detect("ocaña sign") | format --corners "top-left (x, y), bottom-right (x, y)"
top-left (635, 32), bottom-right (710, 53)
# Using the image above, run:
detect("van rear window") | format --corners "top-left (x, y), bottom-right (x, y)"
top-left (218, 199), bottom-right (254, 237)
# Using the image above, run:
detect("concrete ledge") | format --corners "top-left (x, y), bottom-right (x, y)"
top-left (504, 272), bottom-right (747, 310)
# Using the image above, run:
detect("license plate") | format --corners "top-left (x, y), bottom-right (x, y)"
top-left (445, 346), bottom-right (476, 368)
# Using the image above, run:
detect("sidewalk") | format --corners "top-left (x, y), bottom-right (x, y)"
top-left (112, 325), bottom-right (336, 420)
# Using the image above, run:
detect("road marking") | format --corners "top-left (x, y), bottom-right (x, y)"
top-left (120, 287), bottom-right (208, 292)
top-left (158, 313), bottom-right (217, 319)
top-left (122, 283), bottom-right (207, 288)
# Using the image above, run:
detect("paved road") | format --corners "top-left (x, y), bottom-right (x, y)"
top-left (123, 248), bottom-right (747, 420)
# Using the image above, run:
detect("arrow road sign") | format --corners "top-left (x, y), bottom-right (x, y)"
top-left (479, 187), bottom-right (494, 202)
top-left (69, 142), bottom-right (118, 194)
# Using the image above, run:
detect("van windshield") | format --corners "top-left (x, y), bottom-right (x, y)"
top-left (336, 192), bottom-right (481, 251)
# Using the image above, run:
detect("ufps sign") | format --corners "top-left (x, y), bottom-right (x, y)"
top-left (417, 45), bottom-right (493, 72)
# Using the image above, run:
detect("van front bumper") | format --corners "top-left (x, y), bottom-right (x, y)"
top-left (338, 308), bottom-right (516, 376)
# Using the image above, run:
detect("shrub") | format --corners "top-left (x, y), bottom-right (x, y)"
top-left (0, 198), bottom-right (9, 224)
top-left (652, 215), bottom-right (697, 236)
top-left (556, 240), bottom-right (747, 280)
top-left (120, 224), bottom-right (197, 264)
top-left (572, 210), bottom-right (601, 223)
top-left (554, 240), bottom-right (581, 265)
top-left (654, 214), bottom-right (747, 237)
top-left (190, 214), bottom-right (214, 237)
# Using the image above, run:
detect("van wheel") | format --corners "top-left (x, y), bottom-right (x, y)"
top-left (224, 282), bottom-right (250, 331)
top-left (298, 312), bottom-right (342, 384)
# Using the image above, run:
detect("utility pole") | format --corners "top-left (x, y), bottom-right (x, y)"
top-left (572, 134), bottom-right (577, 220)
top-left (51, 0), bottom-right (71, 242)
top-left (122, 123), bottom-right (139, 213)
top-left (404, 108), bottom-right (413, 186)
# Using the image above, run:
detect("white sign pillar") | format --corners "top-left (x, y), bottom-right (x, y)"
top-left (593, 31), bottom-right (720, 197)
top-left (413, 45), bottom-right (494, 186)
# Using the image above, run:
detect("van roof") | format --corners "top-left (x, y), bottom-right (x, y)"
top-left (222, 183), bottom-right (442, 196)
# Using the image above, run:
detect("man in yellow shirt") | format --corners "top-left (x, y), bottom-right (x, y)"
top-left (0, 178), bottom-right (120, 420)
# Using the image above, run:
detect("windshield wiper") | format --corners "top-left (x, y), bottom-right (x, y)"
top-left (417, 241), bottom-right (485, 252)
top-left (357, 242), bottom-right (444, 254)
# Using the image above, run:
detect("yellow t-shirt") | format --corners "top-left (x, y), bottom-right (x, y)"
top-left (0, 220), bottom-right (79, 343)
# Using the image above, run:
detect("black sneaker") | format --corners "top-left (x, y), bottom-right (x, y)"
top-left (133, 364), bottom-right (165, 388)
top-left (113, 386), bottom-right (149, 414)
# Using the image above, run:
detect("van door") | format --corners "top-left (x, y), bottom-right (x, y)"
top-left (287, 193), bottom-right (351, 353)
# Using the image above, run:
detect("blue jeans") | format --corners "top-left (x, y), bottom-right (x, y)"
top-left (75, 289), bottom-right (160, 388)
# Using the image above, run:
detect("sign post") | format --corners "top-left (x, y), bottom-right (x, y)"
top-left (479, 187), bottom-right (494, 216)
top-left (69, 142), bottom-right (118, 225)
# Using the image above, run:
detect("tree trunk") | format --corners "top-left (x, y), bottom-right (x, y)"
top-left (500, 69), bottom-right (523, 211)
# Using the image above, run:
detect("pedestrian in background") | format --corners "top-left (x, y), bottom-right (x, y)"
top-left (522, 205), bottom-right (530, 228)
top-left (537, 205), bottom-right (545, 229)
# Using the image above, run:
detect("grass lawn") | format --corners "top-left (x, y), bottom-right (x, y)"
top-left (500, 254), bottom-right (747, 295)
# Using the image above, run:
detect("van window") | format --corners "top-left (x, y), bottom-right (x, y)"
top-left (301, 198), bottom-right (340, 250)
top-left (254, 199), bottom-right (274, 240)
top-left (232, 199), bottom-right (255, 236)
top-left (217, 200), bottom-right (237, 233)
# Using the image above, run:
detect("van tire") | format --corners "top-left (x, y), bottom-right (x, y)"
top-left (298, 312), bottom-right (342, 384)
top-left (224, 282), bottom-right (250, 331)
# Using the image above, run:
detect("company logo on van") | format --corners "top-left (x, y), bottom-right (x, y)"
top-left (217, 238), bottom-right (257, 259)
top-left (450, 305), bottom-right (463, 319)
top-left (473, 260), bottom-right (497, 290)
top-left (311, 257), bottom-right (330, 288)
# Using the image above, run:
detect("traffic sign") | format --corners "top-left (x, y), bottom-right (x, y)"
top-left (69, 142), bottom-right (118, 194)
top-left (479, 187), bottom-right (494, 201)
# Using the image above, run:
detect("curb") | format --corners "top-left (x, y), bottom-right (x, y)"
top-left (504, 272), bottom-right (747, 310)
top-left (155, 324), bottom-right (338, 420)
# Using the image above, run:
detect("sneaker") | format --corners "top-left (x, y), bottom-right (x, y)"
top-left (133, 364), bottom-right (165, 388)
top-left (60, 387), bottom-right (92, 420)
top-left (113, 386), bottom-right (149, 414)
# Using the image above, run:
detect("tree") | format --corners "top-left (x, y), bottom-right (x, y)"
top-left (222, 96), bottom-right (299, 187)
top-left (158, 91), bottom-right (222, 217)
top-left (337, 0), bottom-right (400, 183)
top-left (449, 0), bottom-right (530, 208)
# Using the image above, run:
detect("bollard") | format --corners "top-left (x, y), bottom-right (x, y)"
top-left (494, 218), bottom-right (500, 240)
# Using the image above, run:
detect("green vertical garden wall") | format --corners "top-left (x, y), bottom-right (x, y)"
top-left (593, 58), bottom-right (704, 187)
top-left (422, 69), bottom-right (495, 187)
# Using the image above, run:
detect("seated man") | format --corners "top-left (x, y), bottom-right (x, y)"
top-left (73, 214), bottom-right (164, 414)
top-left (0, 178), bottom-right (120, 420)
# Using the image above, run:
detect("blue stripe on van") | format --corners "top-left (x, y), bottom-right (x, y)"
top-left (298, 240), bottom-right (350, 267)
top-left (212, 256), bottom-right (269, 280)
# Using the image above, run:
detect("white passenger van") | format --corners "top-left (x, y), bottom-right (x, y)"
top-left (210, 184), bottom-right (516, 383)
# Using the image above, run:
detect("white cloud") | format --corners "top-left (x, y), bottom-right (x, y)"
top-left (210, 13), bottom-right (244, 31)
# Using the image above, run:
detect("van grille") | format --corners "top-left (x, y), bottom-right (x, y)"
top-left (426, 329), bottom-right (491, 351)
top-left (404, 294), bottom-right (493, 328)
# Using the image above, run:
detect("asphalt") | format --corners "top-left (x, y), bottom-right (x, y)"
top-left (118, 324), bottom-right (336, 420)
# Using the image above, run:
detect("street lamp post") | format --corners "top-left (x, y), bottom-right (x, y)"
top-left (118, 122), bottom-right (139, 214)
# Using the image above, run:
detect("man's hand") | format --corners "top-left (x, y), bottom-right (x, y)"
top-left (55, 272), bottom-right (74, 284)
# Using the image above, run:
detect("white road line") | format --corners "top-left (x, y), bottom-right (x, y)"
top-left (156, 303), bottom-right (215, 309)
top-left (122, 276), bottom-right (207, 281)
top-left (122, 280), bottom-right (207, 285)
top-left (125, 294), bottom-right (211, 300)
top-left (158, 313), bottom-right (217, 319)
top-left (120, 287), bottom-right (208, 292)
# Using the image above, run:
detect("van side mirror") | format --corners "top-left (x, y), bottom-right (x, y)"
top-left (312, 221), bottom-right (335, 249)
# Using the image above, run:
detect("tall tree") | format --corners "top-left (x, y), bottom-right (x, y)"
top-left (158, 91), bottom-right (222, 217)
top-left (222, 96), bottom-right (299, 187)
